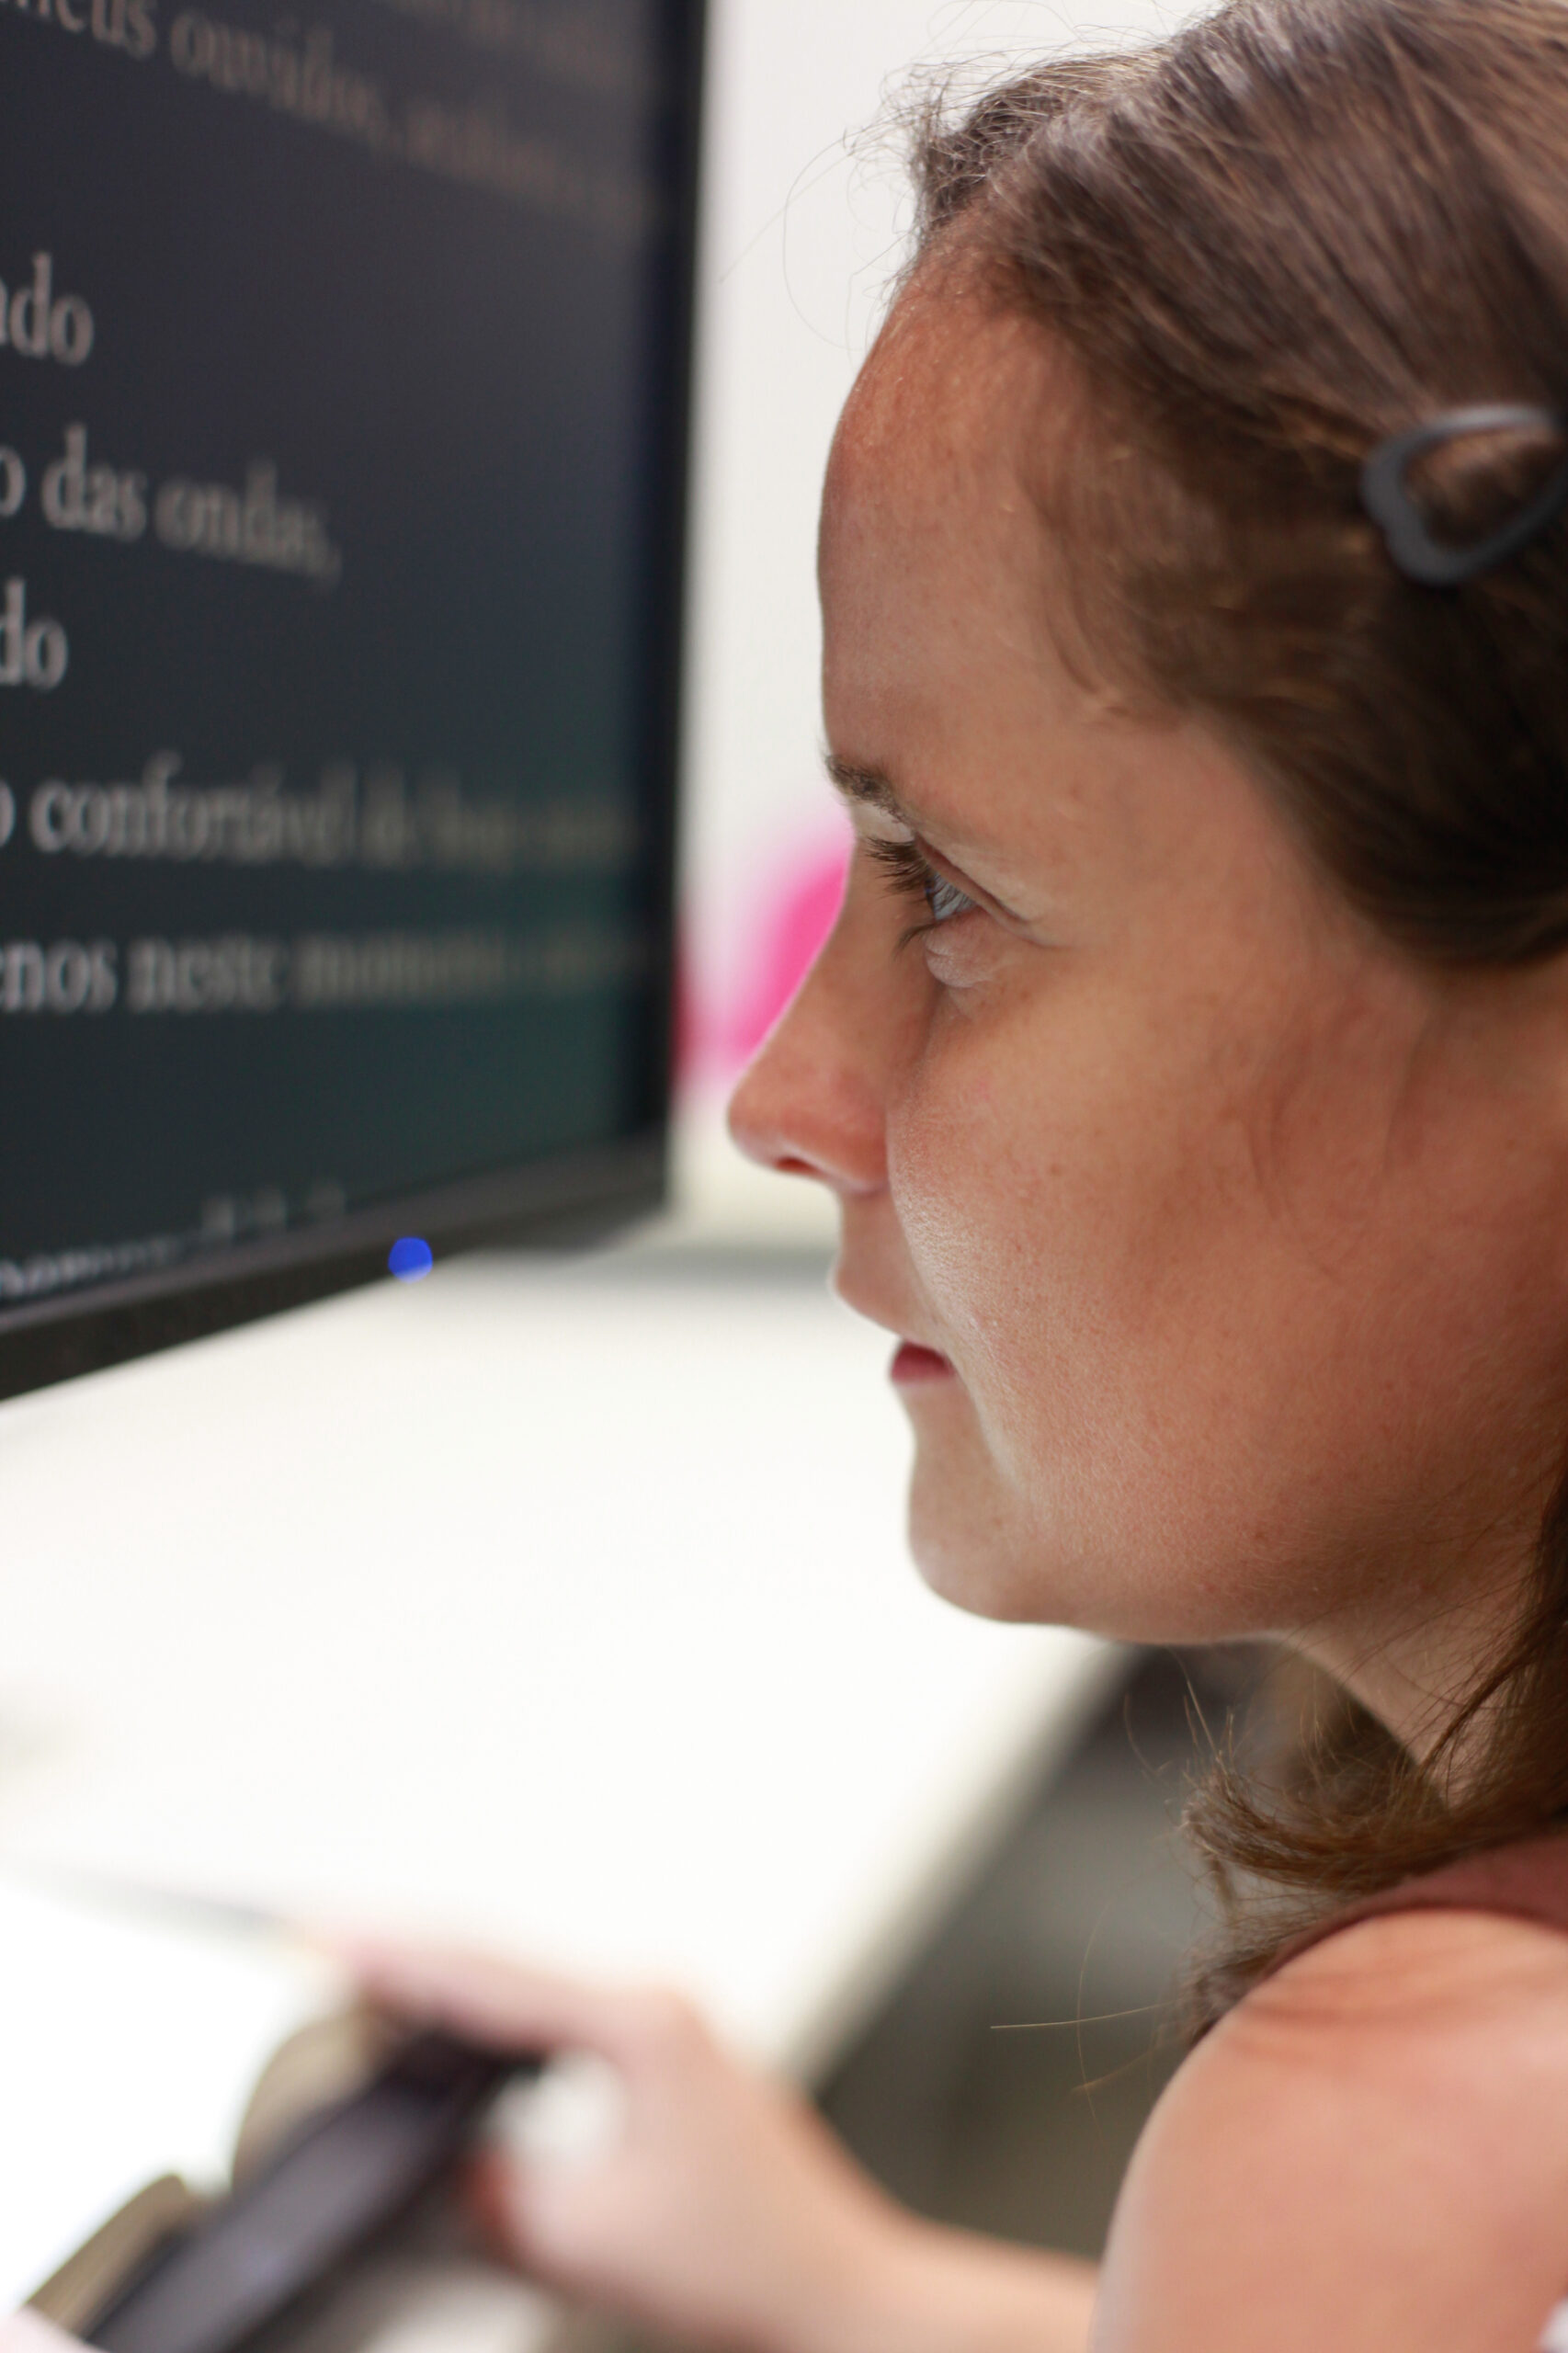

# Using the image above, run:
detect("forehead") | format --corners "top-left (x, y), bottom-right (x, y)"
top-left (814, 280), bottom-right (1285, 917)
top-left (820, 278), bottom-right (1057, 591)
top-left (817, 279), bottom-right (1124, 796)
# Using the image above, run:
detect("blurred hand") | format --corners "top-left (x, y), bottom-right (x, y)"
top-left (341, 1938), bottom-right (903, 2343)
top-left (344, 1939), bottom-right (908, 2353)
top-left (345, 1941), bottom-right (1097, 2353)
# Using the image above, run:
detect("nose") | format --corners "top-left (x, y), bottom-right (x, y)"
top-left (727, 862), bottom-right (894, 1198)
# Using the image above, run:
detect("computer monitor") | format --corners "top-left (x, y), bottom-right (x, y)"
top-left (0, 0), bottom-right (703, 1401)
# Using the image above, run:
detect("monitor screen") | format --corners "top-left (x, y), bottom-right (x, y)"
top-left (0, 0), bottom-right (701, 1397)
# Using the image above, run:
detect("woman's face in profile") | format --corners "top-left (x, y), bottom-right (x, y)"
top-left (729, 287), bottom-right (1568, 1704)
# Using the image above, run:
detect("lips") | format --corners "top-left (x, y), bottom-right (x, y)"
top-left (831, 1259), bottom-right (956, 1385)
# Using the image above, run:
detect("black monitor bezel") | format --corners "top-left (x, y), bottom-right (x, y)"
top-left (0, 1128), bottom-right (667, 1402)
top-left (0, 0), bottom-right (706, 1404)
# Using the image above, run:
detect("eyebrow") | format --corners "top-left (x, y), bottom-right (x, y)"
top-left (823, 750), bottom-right (1008, 891)
top-left (823, 752), bottom-right (909, 821)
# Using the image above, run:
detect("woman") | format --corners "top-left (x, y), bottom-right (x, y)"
top-left (237, 3), bottom-right (1568, 2346)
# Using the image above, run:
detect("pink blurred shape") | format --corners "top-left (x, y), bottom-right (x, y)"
top-left (681, 825), bottom-right (851, 1083)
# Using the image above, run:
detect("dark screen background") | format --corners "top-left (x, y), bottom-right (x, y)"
top-left (0, 0), bottom-right (688, 1289)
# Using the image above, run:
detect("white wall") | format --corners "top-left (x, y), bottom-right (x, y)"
top-left (676, 0), bottom-right (1207, 1232)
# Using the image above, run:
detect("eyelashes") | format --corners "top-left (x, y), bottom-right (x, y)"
top-left (866, 834), bottom-right (980, 943)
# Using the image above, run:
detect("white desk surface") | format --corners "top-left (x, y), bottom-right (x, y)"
top-left (0, 1239), bottom-right (1112, 2311)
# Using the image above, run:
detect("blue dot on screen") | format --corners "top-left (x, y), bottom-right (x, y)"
top-left (388, 1236), bottom-right (434, 1282)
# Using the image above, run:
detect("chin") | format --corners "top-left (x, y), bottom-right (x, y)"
top-left (904, 1443), bottom-right (1067, 1625)
top-left (902, 1404), bottom-right (1243, 1643)
top-left (898, 1379), bottom-right (1057, 1624)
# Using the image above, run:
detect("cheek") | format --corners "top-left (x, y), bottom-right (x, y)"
top-left (888, 1034), bottom-right (1221, 1628)
top-left (886, 990), bottom-right (1195, 1482)
top-left (880, 961), bottom-right (1550, 1630)
top-left (888, 949), bottom-right (1414, 1406)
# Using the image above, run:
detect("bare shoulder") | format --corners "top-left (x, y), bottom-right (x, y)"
top-left (1094, 1905), bottom-right (1568, 2353)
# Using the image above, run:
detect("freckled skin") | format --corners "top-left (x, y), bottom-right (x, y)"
top-left (730, 283), bottom-right (1568, 1734)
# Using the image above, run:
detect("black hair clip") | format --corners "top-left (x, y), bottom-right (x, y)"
top-left (1361, 404), bottom-right (1568, 586)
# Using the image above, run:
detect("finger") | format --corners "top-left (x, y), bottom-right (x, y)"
top-left (319, 1934), bottom-right (655, 2064)
top-left (461, 2145), bottom-right (600, 2297)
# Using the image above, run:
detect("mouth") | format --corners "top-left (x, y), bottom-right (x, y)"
top-left (832, 1260), bottom-right (958, 1387)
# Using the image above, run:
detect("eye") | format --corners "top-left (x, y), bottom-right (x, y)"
top-left (923, 870), bottom-right (976, 926)
top-left (866, 835), bottom-right (980, 938)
